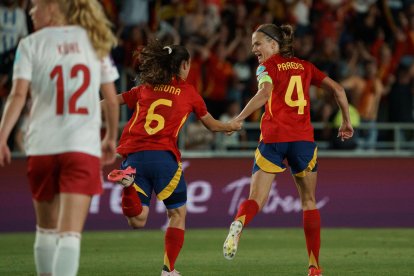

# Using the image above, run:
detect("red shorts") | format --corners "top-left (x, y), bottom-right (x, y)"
top-left (27, 152), bottom-right (103, 201)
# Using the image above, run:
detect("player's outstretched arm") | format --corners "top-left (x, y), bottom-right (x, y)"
top-left (0, 79), bottom-right (30, 166)
top-left (100, 82), bottom-right (119, 165)
top-left (234, 82), bottom-right (272, 122)
top-left (200, 113), bottom-right (242, 132)
top-left (321, 77), bottom-right (354, 141)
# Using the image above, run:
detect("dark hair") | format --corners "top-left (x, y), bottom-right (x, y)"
top-left (136, 39), bottom-right (190, 85)
top-left (256, 24), bottom-right (294, 58)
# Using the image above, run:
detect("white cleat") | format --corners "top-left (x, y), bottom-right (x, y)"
top-left (161, 269), bottom-right (181, 276)
top-left (223, 220), bottom-right (243, 260)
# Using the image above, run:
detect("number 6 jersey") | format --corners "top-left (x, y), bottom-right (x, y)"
top-left (12, 26), bottom-right (119, 157)
top-left (117, 78), bottom-right (208, 162)
top-left (256, 54), bottom-right (326, 143)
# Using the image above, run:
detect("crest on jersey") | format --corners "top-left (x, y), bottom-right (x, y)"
top-left (256, 65), bottom-right (266, 76)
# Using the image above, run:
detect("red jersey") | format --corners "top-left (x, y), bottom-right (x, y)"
top-left (257, 54), bottom-right (326, 143)
top-left (117, 79), bottom-right (208, 161)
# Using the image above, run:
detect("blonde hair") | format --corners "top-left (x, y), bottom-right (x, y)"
top-left (46, 0), bottom-right (117, 59)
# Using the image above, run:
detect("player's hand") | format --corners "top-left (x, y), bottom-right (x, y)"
top-left (101, 137), bottom-right (117, 165)
top-left (338, 122), bottom-right (354, 142)
top-left (226, 119), bottom-right (243, 135)
top-left (0, 142), bottom-right (11, 167)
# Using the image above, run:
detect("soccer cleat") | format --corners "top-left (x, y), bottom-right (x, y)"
top-left (161, 269), bottom-right (181, 276)
top-left (223, 220), bottom-right (243, 260)
top-left (308, 267), bottom-right (323, 276)
top-left (107, 166), bottom-right (136, 187)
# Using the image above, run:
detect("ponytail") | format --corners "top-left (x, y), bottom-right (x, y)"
top-left (279, 25), bottom-right (294, 58)
top-left (138, 40), bottom-right (190, 85)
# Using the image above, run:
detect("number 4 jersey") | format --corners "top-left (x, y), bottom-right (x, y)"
top-left (257, 54), bottom-right (326, 143)
top-left (13, 26), bottom-right (119, 157)
top-left (117, 79), bottom-right (208, 161)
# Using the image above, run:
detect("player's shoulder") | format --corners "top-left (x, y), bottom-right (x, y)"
top-left (291, 56), bottom-right (314, 69)
top-left (174, 80), bottom-right (198, 94)
top-left (28, 26), bottom-right (86, 40)
top-left (130, 85), bottom-right (144, 94)
top-left (258, 55), bottom-right (281, 72)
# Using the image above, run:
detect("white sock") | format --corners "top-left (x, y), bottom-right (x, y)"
top-left (52, 232), bottom-right (81, 276)
top-left (34, 226), bottom-right (57, 276)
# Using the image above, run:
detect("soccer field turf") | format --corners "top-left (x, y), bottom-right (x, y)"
top-left (1, 228), bottom-right (413, 275)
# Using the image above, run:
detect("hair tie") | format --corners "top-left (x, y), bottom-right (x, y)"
top-left (258, 29), bottom-right (281, 43)
top-left (163, 46), bottom-right (172, 54)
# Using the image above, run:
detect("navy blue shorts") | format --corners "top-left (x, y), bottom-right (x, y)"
top-left (120, 151), bottom-right (186, 209)
top-left (252, 141), bottom-right (318, 177)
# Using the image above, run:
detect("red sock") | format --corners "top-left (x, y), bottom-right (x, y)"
top-left (163, 227), bottom-right (184, 272)
top-left (303, 209), bottom-right (321, 268)
top-left (121, 185), bottom-right (142, 217)
top-left (235, 199), bottom-right (259, 227)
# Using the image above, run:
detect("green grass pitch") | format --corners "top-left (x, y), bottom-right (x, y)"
top-left (1, 228), bottom-right (413, 275)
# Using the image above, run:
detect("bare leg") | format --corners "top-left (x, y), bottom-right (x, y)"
top-left (249, 169), bottom-right (276, 209)
top-left (126, 206), bottom-right (150, 228)
top-left (293, 172), bottom-right (317, 211)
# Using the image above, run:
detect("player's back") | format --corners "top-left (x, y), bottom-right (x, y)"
top-left (259, 54), bottom-right (326, 143)
top-left (13, 26), bottom-right (116, 156)
top-left (118, 80), bottom-right (207, 160)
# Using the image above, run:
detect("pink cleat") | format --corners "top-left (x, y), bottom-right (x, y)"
top-left (107, 166), bottom-right (136, 187)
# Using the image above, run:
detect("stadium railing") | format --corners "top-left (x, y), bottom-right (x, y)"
top-left (10, 122), bottom-right (414, 158)
top-left (178, 122), bottom-right (414, 158)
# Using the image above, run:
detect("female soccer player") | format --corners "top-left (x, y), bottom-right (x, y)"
top-left (0, 0), bottom-right (119, 275)
top-left (222, 24), bottom-right (354, 276)
top-left (104, 40), bottom-right (242, 276)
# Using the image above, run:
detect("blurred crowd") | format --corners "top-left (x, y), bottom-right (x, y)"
top-left (1, 0), bottom-right (414, 152)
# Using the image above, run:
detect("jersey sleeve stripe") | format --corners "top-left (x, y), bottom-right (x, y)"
top-left (175, 113), bottom-right (189, 137)
top-left (128, 102), bottom-right (140, 134)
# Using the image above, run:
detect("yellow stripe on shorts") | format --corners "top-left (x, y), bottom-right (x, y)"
top-left (294, 147), bottom-right (318, 177)
top-left (255, 149), bottom-right (286, 173)
top-left (133, 183), bottom-right (148, 197)
top-left (157, 162), bottom-right (183, 201)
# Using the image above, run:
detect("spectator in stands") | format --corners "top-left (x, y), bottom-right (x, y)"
top-left (184, 116), bottom-right (215, 150)
top-left (341, 59), bottom-right (385, 150)
top-left (216, 100), bottom-right (247, 150)
top-left (0, 0), bottom-right (28, 109)
top-left (103, 40), bottom-right (241, 276)
top-left (222, 24), bottom-right (353, 276)
top-left (388, 64), bottom-right (414, 142)
top-left (203, 25), bottom-right (239, 118)
top-left (0, 0), bottom-right (119, 275)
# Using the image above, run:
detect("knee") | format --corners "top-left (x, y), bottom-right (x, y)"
top-left (167, 211), bottom-right (186, 221)
top-left (167, 207), bottom-right (186, 225)
top-left (301, 196), bottom-right (316, 210)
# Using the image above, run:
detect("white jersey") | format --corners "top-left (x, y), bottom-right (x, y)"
top-left (13, 26), bottom-right (119, 157)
